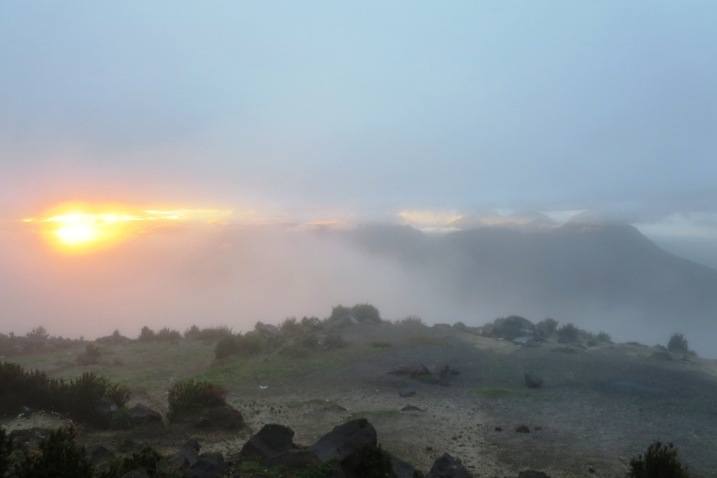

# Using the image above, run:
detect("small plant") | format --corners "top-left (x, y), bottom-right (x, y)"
top-left (628, 441), bottom-right (690, 478)
top-left (667, 334), bottom-right (689, 354)
top-left (168, 379), bottom-right (226, 420)
top-left (14, 427), bottom-right (93, 478)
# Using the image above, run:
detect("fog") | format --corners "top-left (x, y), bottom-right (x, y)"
top-left (2, 220), bottom-right (715, 356)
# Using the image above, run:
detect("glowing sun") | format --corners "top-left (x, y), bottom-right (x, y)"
top-left (24, 203), bottom-right (232, 253)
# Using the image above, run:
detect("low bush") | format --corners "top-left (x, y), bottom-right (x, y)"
top-left (138, 326), bottom-right (155, 342)
top-left (168, 379), bottom-right (226, 420)
top-left (214, 333), bottom-right (266, 360)
top-left (557, 323), bottom-right (580, 343)
top-left (76, 344), bottom-right (102, 366)
top-left (535, 318), bottom-right (558, 338)
top-left (485, 316), bottom-right (535, 340)
top-left (628, 441), bottom-right (690, 478)
top-left (155, 327), bottom-right (182, 342)
top-left (0, 363), bottom-right (130, 427)
top-left (98, 446), bottom-right (162, 478)
top-left (0, 428), bottom-right (10, 477)
top-left (667, 334), bottom-right (689, 354)
top-left (14, 427), bottom-right (93, 478)
top-left (184, 325), bottom-right (233, 342)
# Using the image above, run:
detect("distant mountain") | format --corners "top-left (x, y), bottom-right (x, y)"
top-left (336, 222), bottom-right (717, 353)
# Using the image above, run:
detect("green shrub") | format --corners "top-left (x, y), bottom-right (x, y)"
top-left (557, 323), bottom-right (580, 343)
top-left (628, 442), bottom-right (690, 478)
top-left (486, 316), bottom-right (535, 340)
top-left (0, 363), bottom-right (129, 427)
top-left (352, 304), bottom-right (381, 324)
top-left (184, 325), bottom-right (233, 342)
top-left (168, 379), bottom-right (226, 420)
top-left (667, 334), bottom-right (689, 354)
top-left (0, 428), bottom-right (10, 477)
top-left (14, 427), bottom-right (93, 478)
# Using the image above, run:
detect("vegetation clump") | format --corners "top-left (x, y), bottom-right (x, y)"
top-left (628, 441), bottom-right (690, 478)
top-left (667, 334), bottom-right (690, 354)
top-left (76, 343), bottom-right (102, 366)
top-left (168, 379), bottom-right (227, 420)
top-left (13, 427), bottom-right (93, 478)
top-left (0, 363), bottom-right (130, 427)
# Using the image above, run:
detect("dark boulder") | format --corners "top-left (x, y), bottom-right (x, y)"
top-left (194, 404), bottom-right (245, 430)
top-left (524, 373), bottom-right (544, 389)
top-left (389, 363), bottom-right (431, 379)
top-left (240, 424), bottom-right (297, 463)
top-left (310, 418), bottom-right (378, 462)
top-left (515, 425), bottom-right (531, 433)
top-left (427, 453), bottom-right (472, 478)
top-left (400, 405), bottom-right (424, 412)
top-left (188, 452), bottom-right (227, 478)
top-left (398, 389), bottom-right (416, 398)
top-left (240, 424), bottom-right (320, 469)
top-left (127, 404), bottom-right (163, 426)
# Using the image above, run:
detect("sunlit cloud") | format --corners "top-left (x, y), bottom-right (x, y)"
top-left (397, 209), bottom-right (464, 232)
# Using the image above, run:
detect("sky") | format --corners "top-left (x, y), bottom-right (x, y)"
top-left (1, 1), bottom-right (716, 258)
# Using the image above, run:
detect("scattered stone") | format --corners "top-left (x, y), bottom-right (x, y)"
top-left (427, 453), bottom-right (472, 478)
top-left (240, 424), bottom-right (297, 463)
top-left (188, 452), bottom-right (227, 478)
top-left (390, 363), bottom-right (432, 378)
top-left (524, 372), bottom-right (544, 389)
top-left (391, 455), bottom-right (420, 478)
top-left (515, 425), bottom-right (531, 433)
top-left (518, 471), bottom-right (551, 478)
top-left (494, 426), bottom-right (502, 432)
top-left (400, 405), bottom-right (424, 412)
top-left (588, 465), bottom-right (596, 473)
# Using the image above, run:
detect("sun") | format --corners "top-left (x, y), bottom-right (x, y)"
top-left (24, 202), bottom-right (233, 254)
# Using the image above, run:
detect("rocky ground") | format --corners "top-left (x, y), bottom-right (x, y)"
top-left (3, 320), bottom-right (717, 477)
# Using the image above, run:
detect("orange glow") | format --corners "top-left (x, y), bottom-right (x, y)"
top-left (24, 202), bottom-right (233, 254)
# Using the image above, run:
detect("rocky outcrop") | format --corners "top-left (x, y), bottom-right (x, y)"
top-left (427, 453), bottom-right (472, 478)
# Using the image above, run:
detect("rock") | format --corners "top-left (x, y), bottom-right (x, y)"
top-left (87, 444), bottom-right (115, 465)
top-left (127, 404), bottom-right (163, 426)
top-left (391, 456), bottom-right (421, 478)
top-left (399, 389), bottom-right (416, 398)
top-left (437, 365), bottom-right (460, 384)
top-left (515, 425), bottom-right (531, 433)
top-left (194, 404), bottom-right (245, 430)
top-left (389, 363), bottom-right (432, 378)
top-left (240, 424), bottom-right (297, 463)
top-left (400, 405), bottom-right (424, 412)
top-left (240, 424), bottom-right (320, 469)
top-left (518, 471), bottom-right (551, 478)
top-left (188, 452), bottom-right (227, 478)
top-left (310, 419), bottom-right (378, 462)
top-left (427, 453), bottom-right (472, 478)
top-left (494, 426), bottom-right (502, 432)
top-left (524, 373), bottom-right (544, 389)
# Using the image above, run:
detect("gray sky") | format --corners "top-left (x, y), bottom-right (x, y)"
top-left (1, 1), bottom-right (716, 244)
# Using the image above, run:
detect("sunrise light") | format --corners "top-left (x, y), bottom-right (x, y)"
top-left (24, 203), bottom-right (233, 253)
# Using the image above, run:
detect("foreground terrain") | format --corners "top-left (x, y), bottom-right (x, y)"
top-left (2, 314), bottom-right (715, 477)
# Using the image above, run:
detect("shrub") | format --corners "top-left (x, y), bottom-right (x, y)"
top-left (323, 334), bottom-right (348, 350)
top-left (667, 334), bottom-right (689, 354)
top-left (628, 441), bottom-right (690, 478)
top-left (596, 331), bottom-right (612, 344)
top-left (535, 318), bottom-right (558, 338)
top-left (76, 344), bottom-right (102, 366)
top-left (395, 316), bottom-right (424, 328)
top-left (138, 326), bottom-right (155, 341)
top-left (352, 304), bottom-right (381, 324)
top-left (155, 327), bottom-right (182, 342)
top-left (486, 316), bottom-right (535, 340)
top-left (168, 380), bottom-right (226, 420)
top-left (557, 323), bottom-right (580, 343)
top-left (184, 325), bottom-right (233, 342)
top-left (213, 333), bottom-right (265, 360)
top-left (342, 445), bottom-right (395, 478)
top-left (0, 428), bottom-right (10, 477)
top-left (99, 446), bottom-right (162, 478)
top-left (96, 330), bottom-right (131, 345)
top-left (0, 363), bottom-right (129, 427)
top-left (14, 427), bottom-right (93, 478)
